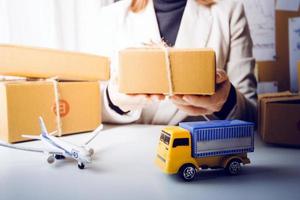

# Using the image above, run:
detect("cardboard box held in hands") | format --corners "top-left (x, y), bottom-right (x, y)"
top-left (118, 48), bottom-right (216, 95)
top-left (0, 81), bottom-right (101, 143)
top-left (258, 92), bottom-right (300, 146)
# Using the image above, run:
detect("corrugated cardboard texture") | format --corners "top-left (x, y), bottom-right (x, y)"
top-left (0, 44), bottom-right (110, 81)
top-left (118, 48), bottom-right (216, 95)
top-left (0, 84), bottom-right (8, 142)
top-left (258, 92), bottom-right (300, 145)
top-left (0, 81), bottom-right (101, 143)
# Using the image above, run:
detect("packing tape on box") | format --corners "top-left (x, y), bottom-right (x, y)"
top-left (0, 76), bottom-right (63, 136)
top-left (162, 46), bottom-right (174, 96)
top-left (46, 77), bottom-right (63, 137)
top-left (142, 40), bottom-right (174, 96)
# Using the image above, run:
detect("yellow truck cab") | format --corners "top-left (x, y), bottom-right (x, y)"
top-left (155, 120), bottom-right (254, 181)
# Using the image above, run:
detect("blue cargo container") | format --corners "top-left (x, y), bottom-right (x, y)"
top-left (179, 120), bottom-right (254, 158)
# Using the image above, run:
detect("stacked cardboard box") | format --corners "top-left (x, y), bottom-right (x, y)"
top-left (0, 45), bottom-right (109, 80)
top-left (0, 45), bottom-right (110, 143)
top-left (258, 92), bottom-right (300, 146)
top-left (118, 48), bottom-right (216, 95)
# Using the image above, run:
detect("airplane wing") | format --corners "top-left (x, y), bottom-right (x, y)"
top-left (0, 141), bottom-right (64, 155)
top-left (84, 124), bottom-right (104, 145)
top-left (22, 131), bottom-right (58, 140)
top-left (49, 130), bottom-right (58, 136)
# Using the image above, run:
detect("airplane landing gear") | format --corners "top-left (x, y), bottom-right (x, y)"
top-left (47, 155), bottom-right (55, 164)
top-left (88, 148), bottom-right (94, 156)
top-left (55, 155), bottom-right (66, 160)
top-left (78, 162), bottom-right (85, 169)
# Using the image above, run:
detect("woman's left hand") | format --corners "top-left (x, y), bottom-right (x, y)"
top-left (171, 69), bottom-right (232, 116)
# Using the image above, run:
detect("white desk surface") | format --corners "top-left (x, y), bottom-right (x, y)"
top-left (0, 124), bottom-right (299, 200)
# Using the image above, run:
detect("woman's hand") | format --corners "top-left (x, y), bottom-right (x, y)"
top-left (170, 69), bottom-right (231, 116)
top-left (107, 76), bottom-right (165, 112)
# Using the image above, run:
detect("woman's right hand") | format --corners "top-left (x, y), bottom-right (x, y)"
top-left (107, 76), bottom-right (165, 112)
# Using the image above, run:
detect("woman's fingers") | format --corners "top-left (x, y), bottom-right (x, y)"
top-left (181, 76), bottom-right (231, 112)
top-left (183, 95), bottom-right (214, 108)
top-left (172, 103), bottom-right (212, 116)
top-left (115, 94), bottom-right (152, 111)
top-left (127, 94), bottom-right (165, 101)
top-left (149, 94), bottom-right (166, 101)
top-left (216, 69), bottom-right (228, 84)
top-left (109, 68), bottom-right (231, 114)
top-left (170, 95), bottom-right (190, 106)
top-left (182, 95), bottom-right (222, 113)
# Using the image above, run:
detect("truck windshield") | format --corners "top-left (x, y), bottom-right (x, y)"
top-left (160, 131), bottom-right (171, 145)
top-left (172, 138), bottom-right (189, 148)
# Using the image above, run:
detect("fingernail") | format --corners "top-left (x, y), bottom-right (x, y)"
top-left (170, 95), bottom-right (177, 100)
top-left (183, 96), bottom-right (189, 101)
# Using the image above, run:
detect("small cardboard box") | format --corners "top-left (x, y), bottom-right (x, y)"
top-left (0, 44), bottom-right (110, 81)
top-left (118, 48), bottom-right (216, 95)
top-left (0, 81), bottom-right (101, 143)
top-left (258, 92), bottom-right (300, 146)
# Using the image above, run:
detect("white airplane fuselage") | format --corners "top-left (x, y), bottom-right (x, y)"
top-left (40, 133), bottom-right (92, 164)
top-left (0, 117), bottom-right (102, 170)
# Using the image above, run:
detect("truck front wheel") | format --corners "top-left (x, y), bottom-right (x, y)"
top-left (225, 159), bottom-right (241, 175)
top-left (179, 164), bottom-right (197, 181)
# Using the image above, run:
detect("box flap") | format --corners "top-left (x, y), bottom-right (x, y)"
top-left (259, 91), bottom-right (292, 99)
top-left (259, 92), bottom-right (300, 104)
top-left (269, 99), bottom-right (300, 104)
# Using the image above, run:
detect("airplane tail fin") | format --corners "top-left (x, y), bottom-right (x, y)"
top-left (39, 117), bottom-right (49, 137)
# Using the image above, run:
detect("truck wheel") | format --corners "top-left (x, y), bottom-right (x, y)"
top-left (225, 159), bottom-right (241, 175)
top-left (179, 164), bottom-right (196, 181)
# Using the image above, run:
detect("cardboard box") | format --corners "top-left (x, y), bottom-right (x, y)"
top-left (118, 48), bottom-right (216, 95)
top-left (0, 81), bottom-right (101, 143)
top-left (0, 44), bottom-right (110, 81)
top-left (258, 92), bottom-right (300, 146)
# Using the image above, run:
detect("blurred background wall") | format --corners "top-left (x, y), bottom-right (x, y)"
top-left (0, 0), bottom-right (114, 54)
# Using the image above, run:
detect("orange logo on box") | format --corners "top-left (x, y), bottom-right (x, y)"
top-left (52, 100), bottom-right (70, 117)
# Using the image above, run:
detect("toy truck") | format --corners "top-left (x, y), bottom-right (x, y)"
top-left (155, 120), bottom-right (254, 181)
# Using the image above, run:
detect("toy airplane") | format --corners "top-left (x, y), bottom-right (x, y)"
top-left (0, 117), bottom-right (103, 169)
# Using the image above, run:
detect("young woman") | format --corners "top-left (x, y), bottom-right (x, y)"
top-left (97, 0), bottom-right (257, 125)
